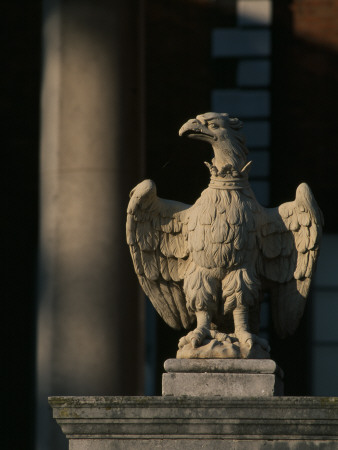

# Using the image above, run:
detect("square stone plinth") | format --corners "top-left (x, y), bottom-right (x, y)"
top-left (162, 359), bottom-right (284, 397)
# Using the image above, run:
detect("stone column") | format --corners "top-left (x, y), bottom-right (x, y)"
top-left (36, 1), bottom-right (145, 449)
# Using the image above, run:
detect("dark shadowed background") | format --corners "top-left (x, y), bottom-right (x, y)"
top-left (2, 1), bottom-right (338, 449)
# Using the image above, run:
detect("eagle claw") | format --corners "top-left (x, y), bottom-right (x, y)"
top-left (178, 327), bottom-right (232, 349)
top-left (179, 327), bottom-right (211, 349)
top-left (236, 330), bottom-right (270, 352)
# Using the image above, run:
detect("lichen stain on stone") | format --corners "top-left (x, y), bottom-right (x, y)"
top-left (319, 397), bottom-right (338, 406)
top-left (59, 408), bottom-right (70, 418)
top-left (59, 408), bottom-right (80, 418)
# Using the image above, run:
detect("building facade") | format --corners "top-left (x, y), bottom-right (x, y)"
top-left (3, 1), bottom-right (338, 449)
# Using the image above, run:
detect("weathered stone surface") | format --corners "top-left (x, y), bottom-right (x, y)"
top-left (162, 359), bottom-right (283, 397)
top-left (49, 396), bottom-right (338, 449)
top-left (162, 372), bottom-right (283, 397)
top-left (164, 358), bottom-right (283, 375)
top-left (68, 439), bottom-right (338, 449)
top-left (126, 112), bottom-right (323, 358)
top-left (176, 339), bottom-right (270, 359)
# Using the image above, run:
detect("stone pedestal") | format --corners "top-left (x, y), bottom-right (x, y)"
top-left (162, 359), bottom-right (284, 397)
top-left (49, 359), bottom-right (338, 448)
top-left (49, 395), bottom-right (338, 449)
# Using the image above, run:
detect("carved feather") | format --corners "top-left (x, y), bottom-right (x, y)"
top-left (244, 209), bottom-right (255, 231)
top-left (298, 211), bottom-right (311, 227)
top-left (177, 257), bottom-right (190, 279)
top-left (294, 251), bottom-right (309, 280)
top-left (281, 232), bottom-right (294, 256)
top-left (258, 182), bottom-right (323, 337)
top-left (210, 216), bottom-right (228, 244)
top-left (189, 225), bottom-right (205, 252)
top-left (136, 221), bottom-right (154, 251)
top-left (279, 202), bottom-right (292, 219)
top-left (152, 215), bottom-right (162, 231)
top-left (192, 249), bottom-right (213, 269)
top-left (184, 267), bottom-right (202, 293)
top-left (158, 281), bottom-right (181, 320)
top-left (289, 214), bottom-right (300, 232)
top-left (270, 279), bottom-right (307, 338)
top-left (227, 201), bottom-right (241, 225)
top-left (130, 245), bottom-right (144, 275)
top-left (168, 257), bottom-right (180, 282)
top-left (159, 254), bottom-right (170, 281)
top-left (187, 207), bottom-right (198, 231)
top-left (139, 277), bottom-right (180, 329)
top-left (127, 179), bottom-right (193, 330)
top-left (172, 218), bottom-right (182, 233)
top-left (233, 227), bottom-right (247, 251)
top-left (212, 243), bottom-right (228, 267)
top-left (140, 251), bottom-right (159, 281)
top-left (161, 216), bottom-right (173, 233)
top-left (305, 251), bottom-right (316, 278)
top-left (199, 203), bottom-right (216, 225)
top-left (167, 233), bottom-right (178, 257)
top-left (217, 192), bottom-right (228, 214)
top-left (172, 232), bottom-right (188, 259)
top-left (159, 232), bottom-right (170, 257)
top-left (261, 232), bottom-right (281, 259)
top-left (170, 282), bottom-right (193, 329)
top-left (295, 226), bottom-right (310, 254)
top-left (309, 225), bottom-right (318, 250)
top-left (261, 220), bottom-right (281, 237)
top-left (126, 214), bottom-right (136, 245)
top-left (225, 224), bottom-right (235, 244)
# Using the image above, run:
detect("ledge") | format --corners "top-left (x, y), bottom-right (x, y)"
top-left (49, 396), bottom-right (338, 441)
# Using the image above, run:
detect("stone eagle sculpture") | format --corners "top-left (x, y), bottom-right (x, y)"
top-left (126, 112), bottom-right (323, 358)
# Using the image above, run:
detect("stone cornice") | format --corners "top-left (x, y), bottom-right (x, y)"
top-left (49, 396), bottom-right (338, 441)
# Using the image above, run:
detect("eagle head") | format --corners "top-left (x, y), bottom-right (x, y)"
top-left (179, 112), bottom-right (249, 175)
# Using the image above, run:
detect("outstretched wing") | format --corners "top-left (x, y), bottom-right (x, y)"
top-left (126, 179), bottom-right (194, 330)
top-left (258, 183), bottom-right (323, 338)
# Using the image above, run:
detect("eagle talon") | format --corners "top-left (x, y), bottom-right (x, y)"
top-left (179, 327), bottom-right (211, 349)
top-left (178, 335), bottom-right (189, 349)
top-left (191, 338), bottom-right (198, 348)
top-left (246, 338), bottom-right (254, 349)
top-left (236, 331), bottom-right (270, 352)
top-left (210, 330), bottom-right (231, 342)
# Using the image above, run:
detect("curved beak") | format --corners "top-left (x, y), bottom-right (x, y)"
top-left (179, 119), bottom-right (215, 141)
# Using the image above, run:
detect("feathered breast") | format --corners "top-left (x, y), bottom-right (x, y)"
top-left (187, 187), bottom-right (258, 271)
